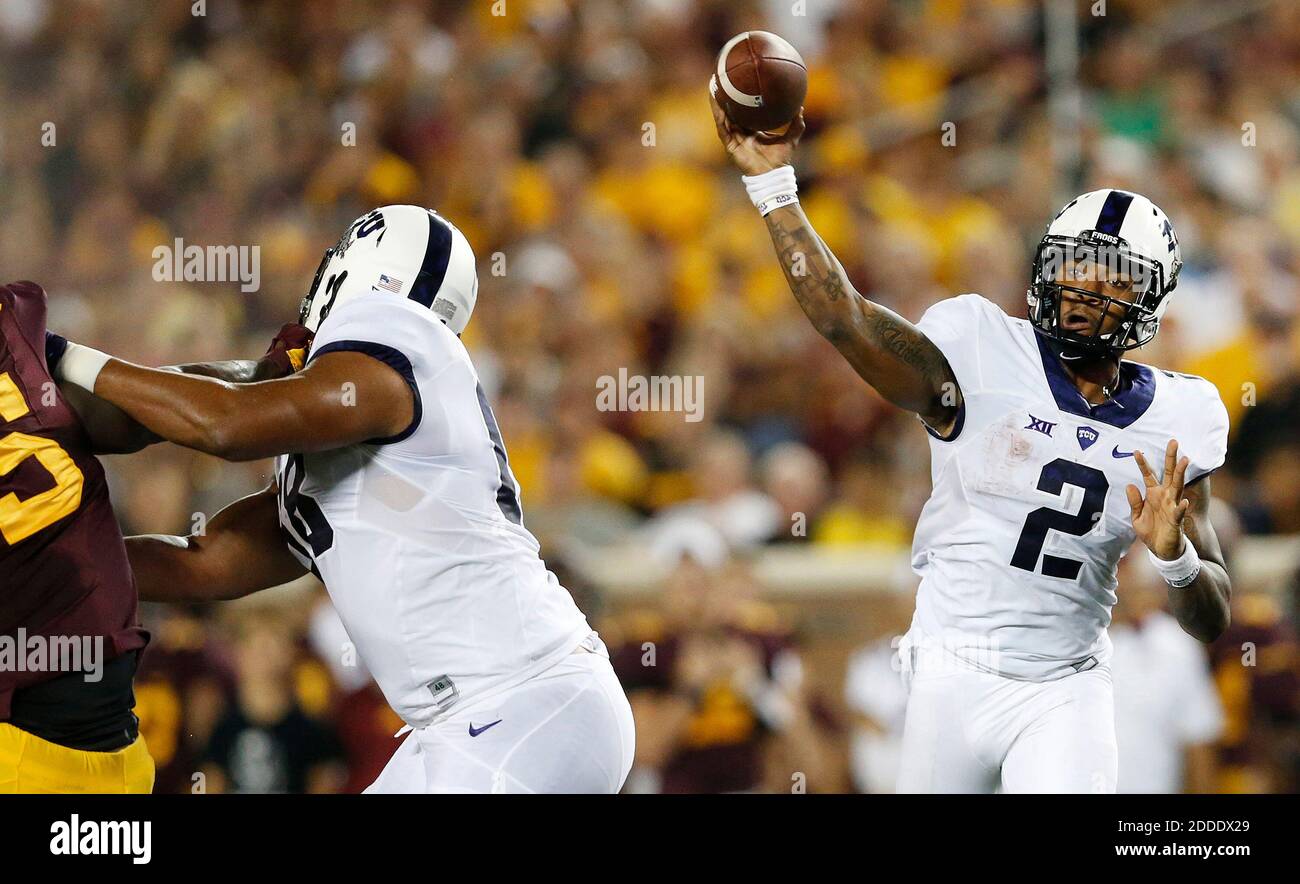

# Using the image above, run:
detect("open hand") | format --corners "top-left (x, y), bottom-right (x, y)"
top-left (1127, 439), bottom-right (1191, 560)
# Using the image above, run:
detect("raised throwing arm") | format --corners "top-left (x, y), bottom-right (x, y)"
top-left (709, 93), bottom-right (961, 436)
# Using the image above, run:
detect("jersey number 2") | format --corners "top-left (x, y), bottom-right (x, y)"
top-left (1010, 458), bottom-right (1107, 580)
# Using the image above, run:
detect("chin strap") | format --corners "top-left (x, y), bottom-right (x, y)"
top-left (1042, 333), bottom-right (1103, 363)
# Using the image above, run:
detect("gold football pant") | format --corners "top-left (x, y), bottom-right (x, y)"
top-left (0, 722), bottom-right (154, 793)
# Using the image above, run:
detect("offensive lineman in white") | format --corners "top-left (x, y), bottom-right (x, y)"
top-left (53, 206), bottom-right (635, 794)
top-left (711, 96), bottom-right (1232, 793)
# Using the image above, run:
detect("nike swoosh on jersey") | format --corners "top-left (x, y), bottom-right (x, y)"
top-left (468, 719), bottom-right (503, 737)
top-left (1111, 446), bottom-right (1136, 458)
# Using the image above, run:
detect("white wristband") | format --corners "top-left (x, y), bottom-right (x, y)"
top-left (1148, 538), bottom-right (1202, 588)
top-left (55, 342), bottom-right (112, 394)
top-left (742, 165), bottom-right (798, 216)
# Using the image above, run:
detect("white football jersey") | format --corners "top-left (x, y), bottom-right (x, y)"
top-left (274, 291), bottom-right (591, 728)
top-left (906, 294), bottom-right (1228, 681)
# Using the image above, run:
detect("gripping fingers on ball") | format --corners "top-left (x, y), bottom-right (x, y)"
top-left (757, 107), bottom-right (805, 145)
top-left (785, 108), bottom-right (807, 141)
top-left (709, 87), bottom-right (738, 141)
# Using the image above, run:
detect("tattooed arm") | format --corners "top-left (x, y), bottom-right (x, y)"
top-left (709, 93), bottom-right (961, 435)
top-left (763, 204), bottom-right (960, 430)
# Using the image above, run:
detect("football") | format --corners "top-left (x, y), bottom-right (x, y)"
top-left (710, 30), bottom-right (807, 134)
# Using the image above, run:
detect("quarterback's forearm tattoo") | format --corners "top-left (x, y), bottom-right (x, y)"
top-left (1166, 479), bottom-right (1232, 643)
top-left (763, 204), bottom-right (961, 429)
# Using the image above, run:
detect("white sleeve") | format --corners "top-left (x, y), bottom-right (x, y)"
top-left (308, 292), bottom-right (454, 445)
top-left (1179, 377), bottom-right (1230, 485)
top-left (915, 293), bottom-right (1003, 441)
top-left (916, 294), bottom-right (987, 394)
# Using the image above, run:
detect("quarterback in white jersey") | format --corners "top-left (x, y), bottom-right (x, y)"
top-left (713, 96), bottom-right (1233, 792)
top-left (908, 291), bottom-right (1227, 683)
top-left (58, 205), bottom-right (635, 794)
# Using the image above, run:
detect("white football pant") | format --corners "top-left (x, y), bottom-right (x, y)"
top-left (896, 659), bottom-right (1117, 794)
top-left (366, 641), bottom-right (635, 794)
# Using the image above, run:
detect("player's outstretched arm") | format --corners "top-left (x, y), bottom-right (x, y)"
top-left (56, 362), bottom-right (277, 454)
top-left (56, 380), bottom-right (161, 455)
top-left (127, 484), bottom-right (307, 602)
top-left (709, 93), bottom-right (961, 435)
top-left (1128, 440), bottom-right (1232, 642)
top-left (47, 324), bottom-right (313, 455)
top-left (160, 322), bottom-right (312, 384)
top-left (61, 348), bottom-right (413, 462)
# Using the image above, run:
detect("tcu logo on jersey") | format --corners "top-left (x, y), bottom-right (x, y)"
top-left (1076, 426), bottom-right (1099, 450)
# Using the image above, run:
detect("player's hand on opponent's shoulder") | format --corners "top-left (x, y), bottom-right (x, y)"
top-left (258, 322), bottom-right (314, 380)
top-left (709, 88), bottom-right (805, 176)
top-left (1126, 438), bottom-right (1192, 560)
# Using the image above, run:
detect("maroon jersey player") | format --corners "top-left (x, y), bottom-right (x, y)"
top-left (0, 281), bottom-right (149, 755)
top-left (0, 280), bottom-right (308, 792)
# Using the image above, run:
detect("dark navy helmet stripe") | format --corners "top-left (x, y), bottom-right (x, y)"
top-left (408, 211), bottom-right (454, 307)
top-left (1095, 190), bottom-right (1134, 236)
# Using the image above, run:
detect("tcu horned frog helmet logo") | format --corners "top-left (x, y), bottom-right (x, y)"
top-left (298, 205), bottom-right (480, 335)
top-left (1027, 189), bottom-right (1183, 359)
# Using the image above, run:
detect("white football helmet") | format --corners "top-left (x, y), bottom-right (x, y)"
top-left (1027, 188), bottom-right (1182, 358)
top-left (298, 205), bottom-right (479, 335)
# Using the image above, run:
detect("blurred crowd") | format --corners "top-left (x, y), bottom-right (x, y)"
top-left (2, 0), bottom-right (1298, 791)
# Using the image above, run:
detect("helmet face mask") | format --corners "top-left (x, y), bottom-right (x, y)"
top-left (1028, 234), bottom-right (1166, 359)
top-left (1027, 190), bottom-right (1181, 361)
top-left (298, 245), bottom-right (337, 327)
top-left (298, 209), bottom-right (387, 327)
